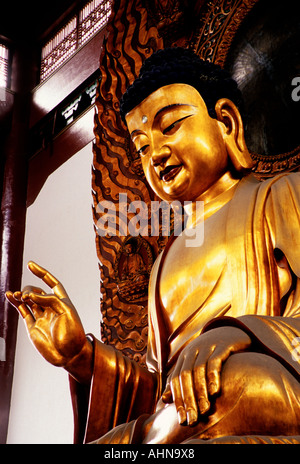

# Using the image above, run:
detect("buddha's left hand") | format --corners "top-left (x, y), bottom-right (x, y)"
top-left (161, 326), bottom-right (251, 426)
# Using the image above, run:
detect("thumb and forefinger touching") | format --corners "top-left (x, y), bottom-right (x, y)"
top-left (5, 261), bottom-right (68, 320)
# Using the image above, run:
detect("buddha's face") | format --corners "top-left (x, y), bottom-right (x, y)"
top-left (125, 83), bottom-right (229, 203)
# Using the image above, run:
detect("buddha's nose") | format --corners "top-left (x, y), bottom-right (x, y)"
top-left (151, 145), bottom-right (171, 167)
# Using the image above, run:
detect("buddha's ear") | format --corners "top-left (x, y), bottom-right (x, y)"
top-left (215, 98), bottom-right (253, 173)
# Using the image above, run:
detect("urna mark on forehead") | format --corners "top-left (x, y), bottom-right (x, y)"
top-left (125, 83), bottom-right (206, 137)
top-left (119, 47), bottom-right (244, 125)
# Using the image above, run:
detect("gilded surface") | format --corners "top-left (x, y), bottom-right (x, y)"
top-left (92, 0), bottom-right (300, 369)
top-left (5, 0), bottom-right (300, 445)
top-left (7, 64), bottom-right (300, 442)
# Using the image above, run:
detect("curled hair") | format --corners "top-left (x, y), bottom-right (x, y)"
top-left (120, 47), bottom-right (244, 123)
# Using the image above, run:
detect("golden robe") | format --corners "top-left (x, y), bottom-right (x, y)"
top-left (70, 173), bottom-right (300, 444)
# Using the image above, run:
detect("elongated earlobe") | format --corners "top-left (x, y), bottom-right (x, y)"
top-left (215, 98), bottom-right (253, 173)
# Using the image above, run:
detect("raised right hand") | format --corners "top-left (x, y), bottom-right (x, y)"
top-left (6, 261), bottom-right (93, 384)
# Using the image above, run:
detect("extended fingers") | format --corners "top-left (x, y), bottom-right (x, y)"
top-left (179, 369), bottom-right (198, 425)
top-left (27, 261), bottom-right (67, 298)
top-left (169, 347), bottom-right (217, 426)
top-left (11, 286), bottom-right (64, 315)
top-left (193, 359), bottom-right (210, 415)
top-left (27, 261), bottom-right (59, 288)
top-left (5, 291), bottom-right (35, 327)
top-left (161, 379), bottom-right (172, 403)
top-left (170, 373), bottom-right (187, 425)
top-left (206, 351), bottom-right (223, 396)
top-left (6, 291), bottom-right (28, 317)
top-left (26, 292), bottom-right (64, 314)
top-left (12, 287), bottom-right (46, 319)
top-left (169, 355), bottom-right (199, 426)
top-left (22, 285), bottom-right (46, 297)
top-left (193, 344), bottom-right (229, 408)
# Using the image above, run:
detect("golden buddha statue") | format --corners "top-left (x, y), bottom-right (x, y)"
top-left (6, 48), bottom-right (300, 444)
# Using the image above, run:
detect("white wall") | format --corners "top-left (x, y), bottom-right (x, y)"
top-left (7, 143), bottom-right (101, 444)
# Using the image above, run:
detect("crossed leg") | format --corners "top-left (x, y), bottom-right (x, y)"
top-left (141, 352), bottom-right (300, 444)
top-left (92, 352), bottom-right (300, 444)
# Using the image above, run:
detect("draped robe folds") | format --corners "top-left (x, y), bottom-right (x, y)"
top-left (69, 173), bottom-right (300, 444)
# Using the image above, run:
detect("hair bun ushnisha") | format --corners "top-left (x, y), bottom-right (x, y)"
top-left (119, 47), bottom-right (244, 123)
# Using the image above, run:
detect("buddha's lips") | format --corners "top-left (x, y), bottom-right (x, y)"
top-left (160, 165), bottom-right (183, 182)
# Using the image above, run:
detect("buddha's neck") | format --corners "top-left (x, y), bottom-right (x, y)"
top-left (184, 171), bottom-right (240, 227)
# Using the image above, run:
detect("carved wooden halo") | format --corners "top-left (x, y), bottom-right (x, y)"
top-left (190, 0), bottom-right (300, 178)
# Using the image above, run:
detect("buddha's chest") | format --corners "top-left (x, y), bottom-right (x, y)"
top-left (159, 205), bottom-right (229, 328)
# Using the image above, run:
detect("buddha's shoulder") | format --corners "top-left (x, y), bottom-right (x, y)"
top-left (238, 171), bottom-right (300, 195)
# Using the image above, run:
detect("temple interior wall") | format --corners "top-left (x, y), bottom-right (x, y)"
top-left (7, 142), bottom-right (100, 444)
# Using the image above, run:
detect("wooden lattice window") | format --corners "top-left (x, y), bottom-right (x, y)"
top-left (79, 0), bottom-right (112, 46)
top-left (41, 16), bottom-right (78, 82)
top-left (40, 0), bottom-right (112, 82)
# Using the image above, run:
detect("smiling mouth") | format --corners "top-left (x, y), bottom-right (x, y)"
top-left (160, 165), bottom-right (183, 182)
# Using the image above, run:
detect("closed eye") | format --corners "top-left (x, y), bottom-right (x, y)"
top-left (163, 114), bottom-right (193, 135)
top-left (137, 144), bottom-right (149, 156)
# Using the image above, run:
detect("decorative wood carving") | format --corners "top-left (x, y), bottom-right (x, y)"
top-left (189, 0), bottom-right (300, 178)
top-left (251, 145), bottom-right (300, 180)
top-left (191, 0), bottom-right (260, 66)
top-left (92, 0), bottom-right (165, 367)
top-left (93, 0), bottom-right (300, 365)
